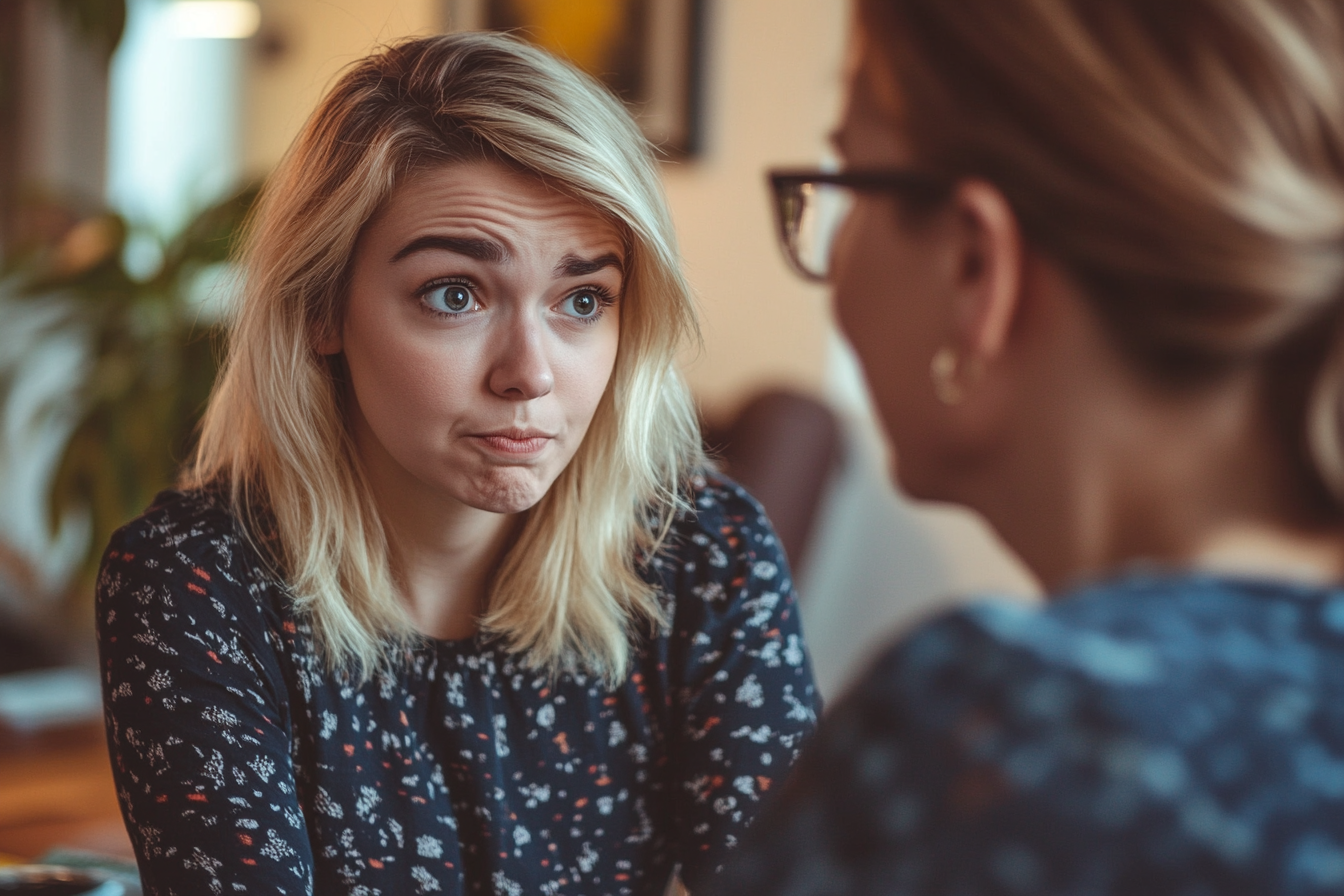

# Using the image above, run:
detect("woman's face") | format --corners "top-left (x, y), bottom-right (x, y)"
top-left (332, 160), bottom-right (624, 516)
top-left (830, 50), bottom-right (960, 497)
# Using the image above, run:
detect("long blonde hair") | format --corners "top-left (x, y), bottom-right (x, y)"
top-left (187, 32), bottom-right (704, 683)
top-left (860, 0), bottom-right (1344, 517)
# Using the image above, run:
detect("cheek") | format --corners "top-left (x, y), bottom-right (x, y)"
top-left (830, 209), bottom-right (941, 456)
top-left (839, 294), bottom-right (912, 450)
top-left (553, 324), bottom-right (620, 427)
top-left (832, 213), bottom-right (907, 396)
top-left (342, 300), bottom-right (479, 433)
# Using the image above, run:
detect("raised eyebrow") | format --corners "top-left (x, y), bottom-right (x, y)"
top-left (391, 235), bottom-right (508, 264)
top-left (555, 252), bottom-right (625, 278)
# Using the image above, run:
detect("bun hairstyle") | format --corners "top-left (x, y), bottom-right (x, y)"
top-left (858, 0), bottom-right (1344, 515)
top-left (188, 32), bottom-right (704, 682)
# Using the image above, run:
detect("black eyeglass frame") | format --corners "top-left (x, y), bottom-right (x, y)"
top-left (767, 168), bottom-right (956, 283)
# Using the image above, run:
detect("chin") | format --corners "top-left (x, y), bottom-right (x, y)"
top-left (460, 471), bottom-right (554, 515)
top-left (889, 453), bottom-right (947, 504)
top-left (894, 475), bottom-right (943, 504)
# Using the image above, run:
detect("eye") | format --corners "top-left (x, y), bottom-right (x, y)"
top-left (423, 282), bottom-right (477, 315)
top-left (558, 287), bottom-right (610, 319)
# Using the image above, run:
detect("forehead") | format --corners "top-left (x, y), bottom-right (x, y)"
top-left (365, 160), bottom-right (625, 258)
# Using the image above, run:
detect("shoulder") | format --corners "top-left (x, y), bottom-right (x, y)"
top-left (649, 470), bottom-right (788, 593)
top-left (856, 571), bottom-right (1337, 722)
top-left (98, 486), bottom-right (278, 627)
top-left (645, 472), bottom-right (796, 630)
top-left (816, 570), bottom-right (1344, 831)
top-left (103, 486), bottom-right (243, 568)
top-left (682, 470), bottom-right (775, 533)
top-left (896, 571), bottom-right (1339, 693)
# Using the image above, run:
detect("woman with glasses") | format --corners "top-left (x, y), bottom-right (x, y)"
top-left (712, 0), bottom-right (1344, 893)
top-left (96, 32), bottom-right (816, 896)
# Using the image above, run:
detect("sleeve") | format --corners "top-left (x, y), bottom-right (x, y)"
top-left (700, 606), bottom-right (1079, 896)
top-left (97, 513), bottom-right (315, 896)
top-left (663, 477), bottom-right (822, 892)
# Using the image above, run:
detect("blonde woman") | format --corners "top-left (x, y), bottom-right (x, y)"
top-left (711, 0), bottom-right (1344, 893)
top-left (97, 32), bottom-right (816, 896)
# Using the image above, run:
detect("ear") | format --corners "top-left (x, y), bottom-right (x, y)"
top-left (944, 179), bottom-right (1024, 366)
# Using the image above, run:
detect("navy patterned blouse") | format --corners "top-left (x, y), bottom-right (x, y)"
top-left (709, 571), bottom-right (1344, 896)
top-left (96, 476), bottom-right (818, 896)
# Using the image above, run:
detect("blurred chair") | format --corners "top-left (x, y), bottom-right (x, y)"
top-left (704, 389), bottom-right (842, 582)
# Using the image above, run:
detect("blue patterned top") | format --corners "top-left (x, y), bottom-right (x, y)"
top-left (709, 572), bottom-right (1344, 895)
top-left (96, 476), bottom-right (818, 896)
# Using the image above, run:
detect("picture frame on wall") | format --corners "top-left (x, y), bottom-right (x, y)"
top-left (446, 0), bottom-right (706, 158)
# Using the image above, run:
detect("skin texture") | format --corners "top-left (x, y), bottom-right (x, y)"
top-left (324, 160), bottom-right (624, 637)
top-left (831, 43), bottom-right (1344, 591)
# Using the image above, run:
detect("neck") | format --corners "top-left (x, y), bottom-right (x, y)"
top-left (385, 492), bottom-right (520, 641)
top-left (1194, 524), bottom-right (1344, 584)
top-left (956, 300), bottom-right (1344, 593)
top-left (351, 408), bottom-right (520, 641)
top-left (983, 453), bottom-right (1344, 593)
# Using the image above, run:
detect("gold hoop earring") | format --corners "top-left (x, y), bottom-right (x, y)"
top-left (929, 346), bottom-right (965, 406)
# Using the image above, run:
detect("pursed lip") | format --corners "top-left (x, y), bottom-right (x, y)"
top-left (468, 427), bottom-right (556, 456)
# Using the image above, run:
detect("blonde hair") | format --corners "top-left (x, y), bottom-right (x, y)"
top-left (859, 0), bottom-right (1344, 516)
top-left (186, 32), bottom-right (704, 682)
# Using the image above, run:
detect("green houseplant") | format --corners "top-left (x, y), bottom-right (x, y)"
top-left (0, 186), bottom-right (257, 624)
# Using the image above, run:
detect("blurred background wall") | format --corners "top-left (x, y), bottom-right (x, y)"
top-left (0, 0), bottom-right (1037, 696)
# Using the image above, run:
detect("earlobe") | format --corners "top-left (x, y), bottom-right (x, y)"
top-left (930, 346), bottom-right (967, 406)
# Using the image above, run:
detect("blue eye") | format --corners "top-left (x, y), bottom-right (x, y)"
top-left (560, 288), bottom-right (607, 319)
top-left (424, 283), bottom-right (475, 314)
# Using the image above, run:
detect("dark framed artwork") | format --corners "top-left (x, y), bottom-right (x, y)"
top-left (446, 0), bottom-right (706, 158)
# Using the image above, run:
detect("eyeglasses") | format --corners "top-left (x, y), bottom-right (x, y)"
top-left (767, 168), bottom-right (954, 283)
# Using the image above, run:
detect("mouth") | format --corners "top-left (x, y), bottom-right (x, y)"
top-left (469, 428), bottom-right (555, 456)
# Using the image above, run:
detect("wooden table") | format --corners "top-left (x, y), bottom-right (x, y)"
top-left (0, 721), bottom-right (133, 863)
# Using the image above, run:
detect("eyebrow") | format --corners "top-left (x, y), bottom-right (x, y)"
top-left (555, 252), bottom-right (625, 278)
top-left (391, 235), bottom-right (508, 264)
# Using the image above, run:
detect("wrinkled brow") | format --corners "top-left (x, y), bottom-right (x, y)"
top-left (555, 253), bottom-right (625, 278)
top-left (391, 236), bottom-right (508, 264)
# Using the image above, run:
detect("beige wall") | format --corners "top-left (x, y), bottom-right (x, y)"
top-left (243, 0), bottom-right (444, 178)
top-left (661, 0), bottom-right (845, 420)
top-left (241, 0), bottom-right (845, 420)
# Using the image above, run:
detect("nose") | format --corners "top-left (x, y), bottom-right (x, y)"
top-left (488, 312), bottom-right (554, 400)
